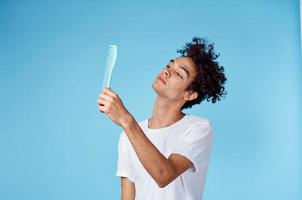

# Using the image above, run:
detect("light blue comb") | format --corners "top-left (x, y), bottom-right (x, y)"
top-left (102, 45), bottom-right (117, 89)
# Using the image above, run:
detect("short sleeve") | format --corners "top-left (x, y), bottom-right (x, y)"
top-left (116, 131), bottom-right (136, 183)
top-left (171, 121), bottom-right (214, 173)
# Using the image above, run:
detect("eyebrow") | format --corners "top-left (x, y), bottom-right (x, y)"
top-left (170, 59), bottom-right (190, 78)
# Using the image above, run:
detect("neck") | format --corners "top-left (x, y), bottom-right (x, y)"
top-left (148, 96), bottom-right (185, 129)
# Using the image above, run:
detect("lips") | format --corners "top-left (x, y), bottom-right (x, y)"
top-left (157, 77), bottom-right (166, 84)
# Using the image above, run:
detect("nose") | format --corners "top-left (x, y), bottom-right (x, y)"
top-left (163, 68), bottom-right (170, 77)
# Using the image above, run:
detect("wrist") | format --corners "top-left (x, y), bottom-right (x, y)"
top-left (121, 112), bottom-right (135, 130)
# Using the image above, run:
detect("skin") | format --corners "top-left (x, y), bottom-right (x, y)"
top-left (97, 57), bottom-right (199, 199)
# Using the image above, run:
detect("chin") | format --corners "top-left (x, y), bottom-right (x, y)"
top-left (152, 82), bottom-right (157, 91)
top-left (152, 81), bottom-right (161, 94)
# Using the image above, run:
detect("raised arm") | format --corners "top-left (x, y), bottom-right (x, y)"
top-left (122, 116), bottom-right (193, 188)
top-left (98, 88), bottom-right (193, 188)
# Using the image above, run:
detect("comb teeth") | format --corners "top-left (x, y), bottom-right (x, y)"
top-left (102, 45), bottom-right (118, 89)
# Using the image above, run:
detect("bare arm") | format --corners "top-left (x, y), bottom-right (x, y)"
top-left (122, 115), bottom-right (193, 188)
top-left (97, 88), bottom-right (192, 188)
top-left (121, 177), bottom-right (135, 200)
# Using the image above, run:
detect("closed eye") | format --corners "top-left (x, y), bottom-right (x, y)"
top-left (166, 65), bottom-right (183, 79)
top-left (177, 72), bottom-right (183, 79)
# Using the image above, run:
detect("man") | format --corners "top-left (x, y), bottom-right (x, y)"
top-left (97, 37), bottom-right (227, 200)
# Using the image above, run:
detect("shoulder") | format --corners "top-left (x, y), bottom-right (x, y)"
top-left (184, 115), bottom-right (214, 139)
top-left (185, 114), bottom-right (212, 129)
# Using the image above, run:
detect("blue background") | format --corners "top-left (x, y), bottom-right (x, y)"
top-left (1, 0), bottom-right (301, 199)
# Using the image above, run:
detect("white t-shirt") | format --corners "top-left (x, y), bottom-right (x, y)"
top-left (116, 114), bottom-right (214, 200)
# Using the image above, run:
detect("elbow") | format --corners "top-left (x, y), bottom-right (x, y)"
top-left (156, 170), bottom-right (173, 188)
top-left (157, 180), bottom-right (168, 188)
top-left (157, 182), bottom-right (168, 188)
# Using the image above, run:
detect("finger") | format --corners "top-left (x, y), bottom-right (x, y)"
top-left (104, 87), bottom-right (118, 98)
top-left (97, 92), bottom-right (111, 104)
top-left (98, 93), bottom-right (114, 102)
top-left (98, 98), bottom-right (110, 106)
top-left (99, 88), bottom-right (109, 97)
top-left (98, 105), bottom-right (108, 113)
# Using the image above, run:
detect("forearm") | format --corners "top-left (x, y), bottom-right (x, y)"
top-left (122, 115), bottom-right (174, 187)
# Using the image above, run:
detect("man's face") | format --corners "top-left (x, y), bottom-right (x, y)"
top-left (152, 57), bottom-right (197, 102)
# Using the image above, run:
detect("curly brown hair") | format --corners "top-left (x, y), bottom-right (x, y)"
top-left (177, 37), bottom-right (227, 110)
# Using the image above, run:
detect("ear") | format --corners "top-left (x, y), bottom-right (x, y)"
top-left (184, 90), bottom-right (198, 101)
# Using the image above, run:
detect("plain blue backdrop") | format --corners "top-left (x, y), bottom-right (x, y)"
top-left (0, 0), bottom-right (301, 199)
